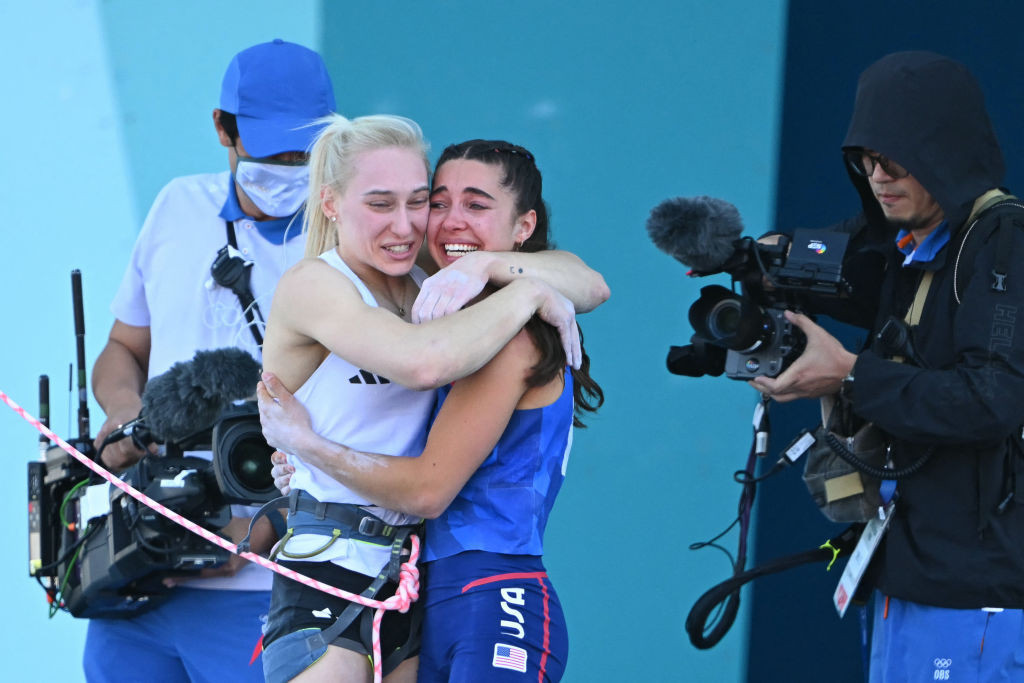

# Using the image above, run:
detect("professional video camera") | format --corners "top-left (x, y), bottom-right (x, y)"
top-left (28, 272), bottom-right (277, 619)
top-left (647, 196), bottom-right (851, 379)
top-left (644, 200), bottom-right (872, 650)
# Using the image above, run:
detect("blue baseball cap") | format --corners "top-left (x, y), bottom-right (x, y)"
top-left (220, 39), bottom-right (336, 157)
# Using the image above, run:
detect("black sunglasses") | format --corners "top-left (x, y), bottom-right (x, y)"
top-left (844, 149), bottom-right (909, 179)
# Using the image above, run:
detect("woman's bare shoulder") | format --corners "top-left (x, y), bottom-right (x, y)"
top-left (278, 256), bottom-right (358, 299)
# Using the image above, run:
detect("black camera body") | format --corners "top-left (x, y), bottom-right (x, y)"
top-left (672, 229), bottom-right (850, 379)
top-left (688, 288), bottom-right (804, 379)
top-left (59, 454), bottom-right (231, 618)
top-left (28, 273), bottom-right (276, 619)
top-left (29, 402), bottom-right (276, 619)
top-left (723, 307), bottom-right (799, 378)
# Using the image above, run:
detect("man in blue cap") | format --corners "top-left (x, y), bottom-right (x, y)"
top-left (86, 39), bottom-right (335, 681)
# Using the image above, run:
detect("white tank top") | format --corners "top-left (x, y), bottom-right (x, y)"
top-left (281, 249), bottom-right (434, 575)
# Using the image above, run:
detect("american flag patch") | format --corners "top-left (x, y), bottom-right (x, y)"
top-left (492, 643), bottom-right (528, 672)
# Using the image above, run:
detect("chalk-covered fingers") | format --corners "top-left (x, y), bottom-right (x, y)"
top-left (257, 373), bottom-right (313, 455)
top-left (533, 281), bottom-right (582, 369)
top-left (412, 257), bottom-right (487, 323)
top-left (269, 450), bottom-right (294, 495)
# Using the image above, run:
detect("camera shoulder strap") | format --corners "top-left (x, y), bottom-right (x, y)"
top-left (904, 270), bottom-right (933, 327)
top-left (210, 220), bottom-right (265, 346)
top-left (881, 269), bottom-right (934, 366)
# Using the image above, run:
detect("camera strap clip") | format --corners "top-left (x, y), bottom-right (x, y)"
top-left (210, 220), bottom-right (265, 346)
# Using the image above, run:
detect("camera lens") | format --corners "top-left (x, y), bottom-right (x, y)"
top-left (228, 434), bottom-right (275, 492)
top-left (706, 299), bottom-right (742, 339)
top-left (212, 411), bottom-right (279, 504)
top-left (689, 284), bottom-right (772, 351)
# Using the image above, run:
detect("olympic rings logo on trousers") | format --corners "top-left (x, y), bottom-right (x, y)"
top-left (934, 658), bottom-right (952, 668)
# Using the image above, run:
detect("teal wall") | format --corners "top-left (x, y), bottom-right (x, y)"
top-left (1, 2), bottom-right (319, 679)
top-left (2, 1), bottom-right (137, 676)
top-left (1, 2), bottom-right (788, 680)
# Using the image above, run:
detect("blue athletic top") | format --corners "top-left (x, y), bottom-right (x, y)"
top-left (423, 368), bottom-right (574, 562)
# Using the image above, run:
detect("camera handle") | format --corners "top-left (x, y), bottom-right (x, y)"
top-left (95, 416), bottom-right (156, 464)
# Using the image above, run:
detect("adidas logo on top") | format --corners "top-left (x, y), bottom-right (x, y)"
top-left (349, 369), bottom-right (391, 384)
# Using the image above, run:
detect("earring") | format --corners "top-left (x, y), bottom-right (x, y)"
top-left (329, 215), bottom-right (337, 223)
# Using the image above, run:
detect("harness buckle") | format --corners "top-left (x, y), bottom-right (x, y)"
top-left (358, 516), bottom-right (386, 537)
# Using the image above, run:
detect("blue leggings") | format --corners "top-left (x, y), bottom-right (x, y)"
top-left (83, 587), bottom-right (270, 683)
top-left (418, 551), bottom-right (568, 683)
top-left (870, 594), bottom-right (1024, 682)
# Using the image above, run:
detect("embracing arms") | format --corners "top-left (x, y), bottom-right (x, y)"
top-left (412, 249), bottom-right (610, 322)
top-left (258, 330), bottom-right (542, 517)
top-left (262, 258), bottom-right (583, 392)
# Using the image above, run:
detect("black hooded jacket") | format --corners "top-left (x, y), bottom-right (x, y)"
top-left (835, 52), bottom-right (1024, 608)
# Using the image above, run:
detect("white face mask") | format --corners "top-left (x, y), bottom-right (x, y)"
top-left (235, 158), bottom-right (310, 218)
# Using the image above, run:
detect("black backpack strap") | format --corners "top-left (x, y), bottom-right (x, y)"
top-left (949, 194), bottom-right (1024, 532)
top-left (210, 220), bottom-right (266, 346)
top-left (953, 194), bottom-right (1024, 303)
top-left (991, 211), bottom-right (1017, 292)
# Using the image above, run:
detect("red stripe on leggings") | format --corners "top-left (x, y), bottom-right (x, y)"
top-left (460, 570), bottom-right (548, 593)
top-left (537, 576), bottom-right (550, 683)
top-left (460, 571), bottom-right (553, 681)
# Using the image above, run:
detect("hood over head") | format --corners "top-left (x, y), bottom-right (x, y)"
top-left (842, 51), bottom-right (1004, 231)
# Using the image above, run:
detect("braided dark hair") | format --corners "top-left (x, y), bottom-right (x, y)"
top-left (435, 140), bottom-right (603, 426)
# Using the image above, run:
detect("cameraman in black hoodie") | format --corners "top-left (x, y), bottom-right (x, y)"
top-left (752, 52), bottom-right (1024, 681)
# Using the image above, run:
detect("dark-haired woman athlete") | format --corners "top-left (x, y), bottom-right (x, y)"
top-left (259, 139), bottom-right (604, 682)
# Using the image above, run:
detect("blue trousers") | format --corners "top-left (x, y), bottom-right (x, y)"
top-left (870, 594), bottom-right (1024, 682)
top-left (83, 587), bottom-right (270, 683)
